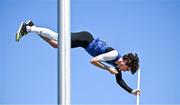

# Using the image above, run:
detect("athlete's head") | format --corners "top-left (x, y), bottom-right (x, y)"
top-left (123, 53), bottom-right (139, 74)
top-left (116, 53), bottom-right (139, 74)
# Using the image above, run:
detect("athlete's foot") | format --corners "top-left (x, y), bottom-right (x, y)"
top-left (16, 22), bottom-right (28, 42)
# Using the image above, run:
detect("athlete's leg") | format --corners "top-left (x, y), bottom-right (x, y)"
top-left (26, 26), bottom-right (58, 41)
top-left (30, 30), bottom-right (94, 48)
top-left (41, 31), bottom-right (94, 48)
top-left (16, 20), bottom-right (94, 49)
top-left (26, 25), bottom-right (58, 48)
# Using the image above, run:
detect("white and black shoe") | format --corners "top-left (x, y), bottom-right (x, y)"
top-left (16, 20), bottom-right (35, 42)
top-left (16, 22), bottom-right (28, 42)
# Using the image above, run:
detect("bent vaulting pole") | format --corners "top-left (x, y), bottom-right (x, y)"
top-left (58, 0), bottom-right (71, 104)
top-left (136, 68), bottom-right (141, 105)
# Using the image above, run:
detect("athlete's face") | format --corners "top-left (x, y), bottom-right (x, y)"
top-left (116, 59), bottom-right (130, 72)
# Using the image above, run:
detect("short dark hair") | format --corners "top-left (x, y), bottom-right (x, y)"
top-left (122, 53), bottom-right (139, 74)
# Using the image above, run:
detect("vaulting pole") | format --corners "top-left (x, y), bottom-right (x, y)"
top-left (58, 0), bottom-right (71, 104)
top-left (136, 68), bottom-right (141, 105)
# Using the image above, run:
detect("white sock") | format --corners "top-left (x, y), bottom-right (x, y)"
top-left (26, 26), bottom-right (58, 41)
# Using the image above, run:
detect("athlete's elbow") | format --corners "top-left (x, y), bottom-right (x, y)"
top-left (90, 59), bottom-right (98, 64)
top-left (90, 57), bottom-right (100, 65)
top-left (116, 80), bottom-right (122, 85)
top-left (116, 80), bottom-right (119, 84)
top-left (90, 59), bottom-right (96, 64)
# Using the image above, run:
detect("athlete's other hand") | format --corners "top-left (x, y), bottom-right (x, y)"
top-left (131, 89), bottom-right (141, 96)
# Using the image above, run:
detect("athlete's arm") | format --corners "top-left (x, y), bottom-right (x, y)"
top-left (90, 59), bottom-right (118, 74)
top-left (90, 50), bottom-right (119, 74)
top-left (115, 71), bottom-right (133, 93)
top-left (90, 55), bottom-right (118, 74)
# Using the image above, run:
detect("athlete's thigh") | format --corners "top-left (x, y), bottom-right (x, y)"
top-left (71, 31), bottom-right (94, 48)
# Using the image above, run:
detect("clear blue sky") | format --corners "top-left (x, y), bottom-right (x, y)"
top-left (0, 0), bottom-right (180, 104)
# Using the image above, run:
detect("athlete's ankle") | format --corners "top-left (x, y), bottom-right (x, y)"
top-left (26, 26), bottom-right (31, 33)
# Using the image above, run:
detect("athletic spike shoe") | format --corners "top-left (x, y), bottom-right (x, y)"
top-left (26, 20), bottom-right (34, 26)
top-left (16, 22), bottom-right (28, 42)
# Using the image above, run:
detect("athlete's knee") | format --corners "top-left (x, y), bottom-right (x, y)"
top-left (51, 44), bottom-right (58, 48)
top-left (49, 40), bottom-right (58, 48)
